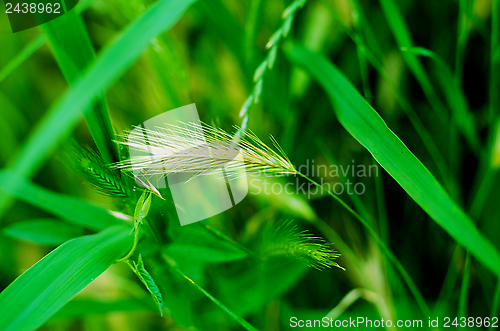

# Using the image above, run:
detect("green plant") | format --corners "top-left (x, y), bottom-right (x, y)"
top-left (1, 0), bottom-right (500, 330)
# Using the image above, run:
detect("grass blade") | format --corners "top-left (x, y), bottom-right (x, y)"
top-left (403, 47), bottom-right (480, 152)
top-left (43, 10), bottom-right (118, 164)
top-left (0, 34), bottom-right (46, 84)
top-left (162, 252), bottom-right (259, 331)
top-left (0, 0), bottom-right (197, 217)
top-left (2, 219), bottom-right (84, 245)
top-left (0, 225), bottom-right (133, 331)
top-left (378, 0), bottom-right (449, 124)
top-left (0, 170), bottom-right (121, 231)
top-left (285, 42), bottom-right (500, 279)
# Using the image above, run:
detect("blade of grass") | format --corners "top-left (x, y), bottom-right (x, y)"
top-left (43, 9), bottom-right (118, 164)
top-left (378, 0), bottom-right (449, 125)
top-left (402, 47), bottom-right (480, 153)
top-left (2, 219), bottom-right (85, 245)
top-left (490, 0), bottom-right (499, 122)
top-left (318, 0), bottom-right (457, 197)
top-left (0, 0), bottom-right (197, 218)
top-left (0, 34), bottom-right (46, 84)
top-left (0, 0), bottom-right (100, 84)
top-left (0, 225), bottom-right (133, 331)
top-left (162, 252), bottom-right (259, 331)
top-left (299, 173), bottom-right (430, 316)
top-left (458, 253), bottom-right (471, 317)
top-left (285, 42), bottom-right (500, 280)
top-left (455, 0), bottom-right (468, 85)
top-left (0, 170), bottom-right (121, 231)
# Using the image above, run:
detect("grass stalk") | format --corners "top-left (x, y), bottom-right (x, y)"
top-left (318, 0), bottom-right (458, 197)
top-left (297, 172), bottom-right (430, 317)
top-left (161, 252), bottom-right (259, 331)
top-left (458, 253), bottom-right (471, 317)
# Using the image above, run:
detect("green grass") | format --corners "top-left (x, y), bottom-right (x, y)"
top-left (0, 0), bottom-right (499, 330)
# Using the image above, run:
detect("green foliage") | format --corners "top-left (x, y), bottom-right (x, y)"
top-left (0, 170), bottom-right (122, 230)
top-left (259, 220), bottom-right (343, 270)
top-left (1, 0), bottom-right (500, 329)
top-left (2, 219), bottom-right (84, 245)
top-left (285, 42), bottom-right (500, 279)
top-left (73, 146), bottom-right (130, 198)
top-left (129, 255), bottom-right (164, 316)
top-left (0, 226), bottom-right (133, 331)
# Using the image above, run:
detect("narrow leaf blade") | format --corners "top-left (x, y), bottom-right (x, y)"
top-left (285, 43), bottom-right (500, 278)
top-left (0, 225), bottom-right (133, 331)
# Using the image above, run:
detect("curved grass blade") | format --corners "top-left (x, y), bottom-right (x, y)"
top-left (0, 34), bottom-right (46, 84)
top-left (2, 219), bottom-right (84, 245)
top-left (284, 42), bottom-right (500, 279)
top-left (0, 0), bottom-right (197, 217)
top-left (129, 255), bottom-right (164, 316)
top-left (378, 0), bottom-right (448, 124)
top-left (0, 170), bottom-right (121, 231)
top-left (162, 252), bottom-right (259, 331)
top-left (402, 46), bottom-right (480, 152)
top-left (43, 9), bottom-right (118, 164)
top-left (0, 225), bottom-right (133, 331)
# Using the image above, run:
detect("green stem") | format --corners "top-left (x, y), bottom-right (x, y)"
top-left (318, 0), bottom-right (457, 198)
top-left (161, 252), bottom-right (259, 331)
top-left (202, 222), bottom-right (260, 261)
top-left (298, 172), bottom-right (430, 317)
top-left (458, 253), bottom-right (471, 317)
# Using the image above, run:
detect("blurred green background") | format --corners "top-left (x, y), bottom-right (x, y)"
top-left (0, 0), bottom-right (499, 330)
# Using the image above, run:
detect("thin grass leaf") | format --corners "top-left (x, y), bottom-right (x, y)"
top-left (130, 255), bottom-right (164, 316)
top-left (43, 7), bottom-right (118, 164)
top-left (2, 219), bottom-right (84, 245)
top-left (0, 0), bottom-right (197, 218)
top-left (378, 0), bottom-right (449, 124)
top-left (50, 299), bottom-right (157, 320)
top-left (0, 34), bottom-right (46, 84)
top-left (403, 46), bottom-right (480, 152)
top-left (0, 225), bottom-right (133, 331)
top-left (165, 243), bottom-right (248, 263)
top-left (162, 253), bottom-right (259, 331)
top-left (0, 170), bottom-right (121, 231)
top-left (285, 43), bottom-right (500, 279)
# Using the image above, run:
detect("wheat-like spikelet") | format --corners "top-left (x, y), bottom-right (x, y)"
top-left (112, 122), bottom-right (297, 181)
top-left (73, 146), bottom-right (131, 198)
top-left (259, 220), bottom-right (344, 270)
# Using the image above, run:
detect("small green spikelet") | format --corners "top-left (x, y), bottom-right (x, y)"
top-left (259, 220), bottom-right (344, 271)
top-left (73, 145), bottom-right (131, 198)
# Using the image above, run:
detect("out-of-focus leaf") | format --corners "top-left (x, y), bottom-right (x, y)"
top-left (134, 190), bottom-right (152, 223)
top-left (130, 255), bottom-right (163, 316)
top-left (285, 43), bottom-right (500, 278)
top-left (43, 9), bottom-right (118, 164)
top-left (50, 298), bottom-right (156, 320)
top-left (0, 170), bottom-right (121, 231)
top-left (2, 219), bottom-right (84, 245)
top-left (403, 46), bottom-right (480, 152)
top-left (0, 225), bottom-right (133, 331)
top-left (165, 243), bottom-right (247, 263)
top-left (217, 258), bottom-right (308, 315)
top-left (0, 0), bottom-right (197, 216)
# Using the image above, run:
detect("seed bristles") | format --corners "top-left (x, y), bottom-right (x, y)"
top-left (112, 122), bottom-right (297, 181)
